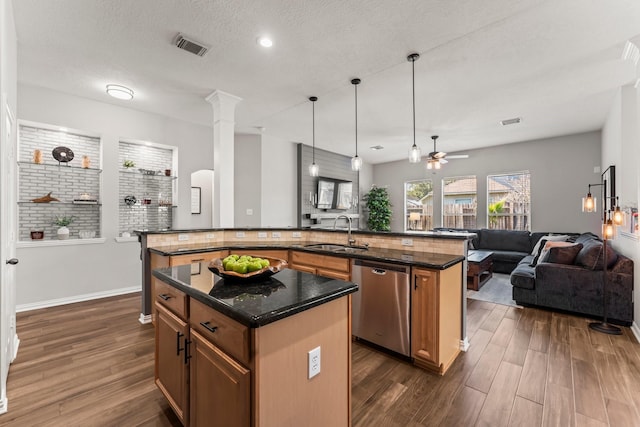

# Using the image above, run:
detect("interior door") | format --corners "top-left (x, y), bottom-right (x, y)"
top-left (0, 94), bottom-right (19, 397)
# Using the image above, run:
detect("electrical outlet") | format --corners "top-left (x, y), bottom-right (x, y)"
top-left (178, 234), bottom-right (189, 241)
top-left (235, 231), bottom-right (246, 238)
top-left (292, 231), bottom-right (302, 238)
top-left (271, 232), bottom-right (281, 238)
top-left (308, 346), bottom-right (321, 379)
top-left (401, 238), bottom-right (413, 246)
top-left (206, 233), bottom-right (215, 239)
top-left (401, 254), bottom-right (414, 261)
top-left (257, 232), bottom-right (267, 238)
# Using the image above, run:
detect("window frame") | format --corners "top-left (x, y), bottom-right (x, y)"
top-left (486, 171), bottom-right (531, 231)
top-left (441, 175), bottom-right (477, 230)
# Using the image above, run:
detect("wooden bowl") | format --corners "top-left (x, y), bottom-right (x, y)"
top-left (208, 256), bottom-right (288, 282)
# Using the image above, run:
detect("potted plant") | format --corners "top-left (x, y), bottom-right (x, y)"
top-left (53, 215), bottom-right (75, 240)
top-left (363, 185), bottom-right (392, 231)
top-left (123, 159), bottom-right (135, 168)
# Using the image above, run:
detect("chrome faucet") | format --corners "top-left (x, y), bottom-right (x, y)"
top-left (334, 215), bottom-right (356, 246)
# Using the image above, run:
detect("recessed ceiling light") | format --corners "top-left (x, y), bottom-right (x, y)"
top-left (370, 145), bottom-right (384, 151)
top-left (257, 37), bottom-right (273, 48)
top-left (106, 84), bottom-right (134, 100)
top-left (500, 117), bottom-right (521, 126)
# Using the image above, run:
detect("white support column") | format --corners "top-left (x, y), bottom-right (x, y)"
top-left (206, 90), bottom-right (242, 228)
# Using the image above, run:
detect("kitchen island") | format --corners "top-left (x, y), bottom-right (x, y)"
top-left (152, 263), bottom-right (357, 427)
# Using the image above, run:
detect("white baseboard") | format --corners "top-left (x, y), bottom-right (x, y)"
top-left (460, 337), bottom-right (470, 352)
top-left (139, 313), bottom-right (152, 324)
top-left (11, 334), bottom-right (19, 363)
top-left (16, 286), bottom-right (140, 313)
top-left (631, 321), bottom-right (640, 342)
top-left (0, 395), bottom-right (7, 415)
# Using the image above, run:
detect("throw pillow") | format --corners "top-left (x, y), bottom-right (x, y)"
top-left (531, 240), bottom-right (574, 267)
top-left (530, 234), bottom-right (570, 255)
top-left (529, 238), bottom-right (548, 266)
top-left (575, 240), bottom-right (617, 270)
top-left (544, 243), bottom-right (583, 265)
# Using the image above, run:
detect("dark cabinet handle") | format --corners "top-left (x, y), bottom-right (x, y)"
top-left (184, 339), bottom-right (192, 365)
top-left (176, 332), bottom-right (184, 356)
top-left (5, 258), bottom-right (18, 265)
top-left (159, 294), bottom-right (171, 301)
top-left (200, 321), bottom-right (218, 333)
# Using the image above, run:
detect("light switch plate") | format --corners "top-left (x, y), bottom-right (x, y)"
top-left (246, 208), bottom-right (253, 215)
top-left (292, 231), bottom-right (302, 238)
top-left (178, 234), bottom-right (189, 241)
top-left (235, 231), bottom-right (246, 238)
top-left (206, 233), bottom-right (215, 239)
top-left (271, 232), bottom-right (281, 238)
top-left (257, 232), bottom-right (267, 238)
top-left (401, 238), bottom-right (413, 246)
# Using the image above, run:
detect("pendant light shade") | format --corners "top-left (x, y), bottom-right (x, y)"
top-left (309, 96), bottom-right (319, 177)
top-left (407, 53), bottom-right (421, 163)
top-left (351, 78), bottom-right (362, 171)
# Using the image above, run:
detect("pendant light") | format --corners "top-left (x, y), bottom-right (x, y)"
top-left (407, 53), bottom-right (421, 163)
top-left (308, 96), bottom-right (319, 177)
top-left (351, 78), bottom-right (363, 171)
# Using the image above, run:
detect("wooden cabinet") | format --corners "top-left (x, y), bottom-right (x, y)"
top-left (155, 303), bottom-right (189, 425)
top-left (170, 250), bottom-right (228, 267)
top-left (189, 329), bottom-right (250, 427)
top-left (411, 264), bottom-right (462, 375)
top-left (289, 250), bottom-right (350, 280)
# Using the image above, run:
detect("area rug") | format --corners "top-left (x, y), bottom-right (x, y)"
top-left (466, 273), bottom-right (521, 308)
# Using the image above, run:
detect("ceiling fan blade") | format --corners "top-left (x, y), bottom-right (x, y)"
top-left (439, 158), bottom-right (448, 164)
top-left (446, 154), bottom-right (469, 159)
top-left (433, 151), bottom-right (447, 159)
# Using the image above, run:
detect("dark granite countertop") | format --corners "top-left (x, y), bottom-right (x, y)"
top-left (152, 263), bottom-right (358, 328)
top-left (149, 241), bottom-right (464, 270)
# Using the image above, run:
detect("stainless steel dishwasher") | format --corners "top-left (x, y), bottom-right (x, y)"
top-left (351, 259), bottom-right (411, 356)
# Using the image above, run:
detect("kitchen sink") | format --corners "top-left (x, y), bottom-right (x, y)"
top-left (305, 243), bottom-right (368, 253)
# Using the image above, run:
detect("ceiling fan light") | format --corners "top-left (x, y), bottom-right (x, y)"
top-left (409, 144), bottom-right (421, 163)
top-left (426, 160), bottom-right (433, 170)
top-left (351, 155), bottom-right (362, 171)
top-left (106, 84), bottom-right (134, 100)
top-left (434, 161), bottom-right (441, 170)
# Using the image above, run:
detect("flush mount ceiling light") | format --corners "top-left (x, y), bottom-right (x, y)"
top-left (370, 145), bottom-right (384, 151)
top-left (351, 78), bottom-right (362, 172)
top-left (309, 96), bottom-right (319, 177)
top-left (257, 36), bottom-right (273, 48)
top-left (106, 84), bottom-right (134, 100)
top-left (407, 53), bottom-right (421, 163)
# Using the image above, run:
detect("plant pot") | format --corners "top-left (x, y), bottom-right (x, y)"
top-left (57, 226), bottom-right (70, 240)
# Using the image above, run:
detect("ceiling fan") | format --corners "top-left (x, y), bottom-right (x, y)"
top-left (426, 135), bottom-right (469, 169)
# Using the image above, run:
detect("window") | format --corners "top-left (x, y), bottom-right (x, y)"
top-left (404, 180), bottom-right (433, 231)
top-left (487, 172), bottom-right (531, 230)
top-left (442, 176), bottom-right (477, 229)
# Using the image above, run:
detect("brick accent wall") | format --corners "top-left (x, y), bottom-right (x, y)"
top-left (18, 125), bottom-right (102, 241)
top-left (118, 142), bottom-right (174, 234)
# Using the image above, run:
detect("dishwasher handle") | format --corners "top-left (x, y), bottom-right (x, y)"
top-left (371, 268), bottom-right (387, 275)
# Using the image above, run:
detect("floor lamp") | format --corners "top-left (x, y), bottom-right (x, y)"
top-left (582, 165), bottom-right (624, 335)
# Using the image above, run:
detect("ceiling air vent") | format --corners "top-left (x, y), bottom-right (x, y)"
top-left (174, 33), bottom-right (210, 57)
top-left (500, 117), bottom-right (522, 126)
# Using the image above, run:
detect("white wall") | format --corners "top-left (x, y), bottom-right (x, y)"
top-left (260, 134), bottom-right (297, 227)
top-left (190, 169), bottom-right (214, 228)
top-left (235, 133), bottom-right (262, 227)
top-left (16, 84), bottom-right (213, 307)
top-left (373, 132), bottom-right (603, 234)
top-left (602, 84), bottom-right (640, 334)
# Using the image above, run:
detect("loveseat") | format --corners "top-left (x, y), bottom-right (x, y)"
top-left (511, 232), bottom-right (634, 325)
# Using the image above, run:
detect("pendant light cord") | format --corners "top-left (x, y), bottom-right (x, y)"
top-left (354, 81), bottom-right (358, 156)
top-left (412, 58), bottom-right (416, 148)
top-left (312, 100), bottom-right (315, 163)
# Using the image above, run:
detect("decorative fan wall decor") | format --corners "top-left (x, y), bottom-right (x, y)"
top-left (52, 146), bottom-right (74, 163)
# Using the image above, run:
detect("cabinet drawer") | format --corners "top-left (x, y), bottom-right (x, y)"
top-left (154, 279), bottom-right (188, 320)
top-left (169, 250), bottom-right (227, 267)
top-left (190, 299), bottom-right (250, 365)
top-left (316, 268), bottom-right (351, 281)
top-left (290, 251), bottom-right (350, 273)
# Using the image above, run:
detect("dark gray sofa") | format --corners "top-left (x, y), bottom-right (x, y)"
top-left (511, 233), bottom-right (634, 325)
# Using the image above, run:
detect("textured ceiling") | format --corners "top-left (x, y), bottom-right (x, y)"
top-left (13, 0), bottom-right (640, 164)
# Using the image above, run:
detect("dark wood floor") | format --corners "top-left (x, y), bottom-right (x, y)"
top-left (1, 293), bottom-right (639, 426)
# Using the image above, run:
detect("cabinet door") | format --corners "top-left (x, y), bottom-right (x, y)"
top-left (190, 329), bottom-right (250, 427)
top-left (289, 263), bottom-right (317, 275)
top-left (155, 303), bottom-right (189, 425)
top-left (411, 268), bottom-right (439, 368)
top-left (316, 268), bottom-right (351, 281)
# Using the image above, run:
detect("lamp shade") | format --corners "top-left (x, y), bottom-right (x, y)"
top-left (582, 193), bottom-right (597, 212)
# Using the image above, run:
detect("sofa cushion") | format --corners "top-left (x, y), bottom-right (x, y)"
top-left (544, 243), bottom-right (583, 265)
top-left (510, 263), bottom-right (536, 290)
top-left (478, 229), bottom-right (531, 253)
top-left (529, 238), bottom-right (548, 266)
top-left (574, 232), bottom-right (600, 245)
top-left (575, 240), bottom-right (612, 270)
top-left (490, 250), bottom-right (530, 264)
